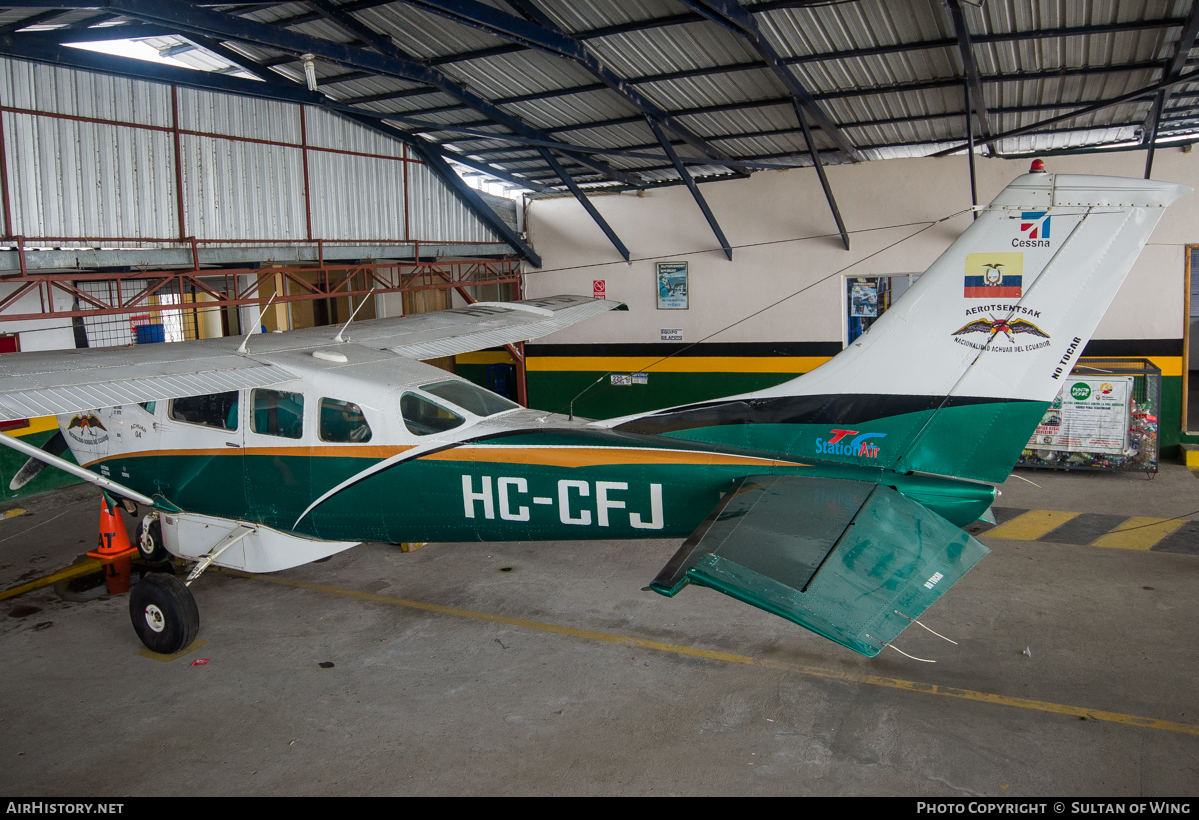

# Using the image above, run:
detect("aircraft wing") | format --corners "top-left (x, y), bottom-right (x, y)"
top-left (650, 475), bottom-right (989, 657)
top-left (330, 294), bottom-right (625, 359)
top-left (0, 346), bottom-right (297, 422)
top-left (0, 295), bottom-right (621, 421)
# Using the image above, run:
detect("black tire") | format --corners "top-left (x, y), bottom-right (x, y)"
top-left (129, 573), bottom-right (199, 654)
top-left (134, 517), bottom-right (169, 562)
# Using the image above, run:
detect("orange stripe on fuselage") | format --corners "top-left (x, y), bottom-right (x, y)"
top-left (417, 446), bottom-right (805, 469)
top-left (81, 444), bottom-right (414, 468)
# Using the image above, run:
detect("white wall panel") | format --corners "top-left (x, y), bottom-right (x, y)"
top-left (303, 106), bottom-right (403, 157)
top-left (4, 111), bottom-right (178, 239)
top-left (176, 87), bottom-right (300, 143)
top-left (408, 162), bottom-right (500, 243)
top-left (179, 135), bottom-right (306, 240)
top-left (0, 57), bottom-right (171, 126)
top-left (307, 150), bottom-right (406, 241)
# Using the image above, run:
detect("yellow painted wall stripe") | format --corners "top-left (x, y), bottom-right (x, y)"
top-left (983, 510), bottom-right (1080, 541)
top-left (1092, 516), bottom-right (1188, 551)
top-left (229, 569), bottom-right (1199, 737)
top-left (524, 355), bottom-right (1183, 377)
top-left (457, 351), bottom-right (516, 365)
top-left (526, 356), bottom-right (832, 373)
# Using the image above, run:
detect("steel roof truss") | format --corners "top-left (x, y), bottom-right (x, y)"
top-left (538, 148), bottom-right (630, 262)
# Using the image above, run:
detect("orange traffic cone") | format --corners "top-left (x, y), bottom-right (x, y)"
top-left (87, 496), bottom-right (138, 561)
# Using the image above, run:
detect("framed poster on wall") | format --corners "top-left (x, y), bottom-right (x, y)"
top-left (656, 262), bottom-right (688, 309)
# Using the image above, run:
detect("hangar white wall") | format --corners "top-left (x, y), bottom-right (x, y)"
top-left (524, 149), bottom-right (1198, 346)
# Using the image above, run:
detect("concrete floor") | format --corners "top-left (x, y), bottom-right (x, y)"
top-left (1, 466), bottom-right (1197, 797)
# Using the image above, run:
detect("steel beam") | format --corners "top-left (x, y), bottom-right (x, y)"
top-left (645, 116), bottom-right (731, 260)
top-left (677, 0), bottom-right (861, 163)
top-left (932, 68), bottom-right (1199, 157)
top-left (680, 0), bottom-right (851, 247)
top-left (85, 0), bottom-right (641, 187)
top-left (399, 0), bottom-right (746, 171)
top-left (538, 148), bottom-right (630, 262)
top-left (1143, 2), bottom-right (1199, 178)
top-left (947, 0), bottom-right (991, 140)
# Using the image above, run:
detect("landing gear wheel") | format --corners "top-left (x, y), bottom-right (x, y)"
top-left (129, 573), bottom-right (199, 654)
top-left (135, 516), bottom-right (168, 562)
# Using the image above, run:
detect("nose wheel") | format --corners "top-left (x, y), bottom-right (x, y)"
top-left (129, 573), bottom-right (199, 654)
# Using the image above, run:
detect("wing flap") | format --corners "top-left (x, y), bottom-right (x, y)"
top-left (651, 475), bottom-right (989, 657)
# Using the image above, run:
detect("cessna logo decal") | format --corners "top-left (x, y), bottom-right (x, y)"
top-left (1013, 211), bottom-right (1051, 247)
top-left (816, 429), bottom-right (885, 458)
top-left (462, 476), bottom-right (664, 530)
top-left (66, 413), bottom-right (108, 445)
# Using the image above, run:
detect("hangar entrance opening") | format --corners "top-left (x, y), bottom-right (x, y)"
top-left (844, 274), bottom-right (918, 346)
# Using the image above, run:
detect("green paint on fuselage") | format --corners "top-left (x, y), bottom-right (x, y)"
top-left (90, 423), bottom-right (997, 544)
top-left (658, 400), bottom-right (1050, 484)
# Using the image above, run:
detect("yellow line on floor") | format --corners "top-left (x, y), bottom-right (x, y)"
top-left (226, 569), bottom-right (1199, 737)
top-left (1092, 517), bottom-right (1188, 551)
top-left (983, 509), bottom-right (1080, 541)
top-left (0, 559), bottom-right (103, 601)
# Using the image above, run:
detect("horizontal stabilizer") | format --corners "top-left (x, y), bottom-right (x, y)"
top-left (650, 475), bottom-right (989, 657)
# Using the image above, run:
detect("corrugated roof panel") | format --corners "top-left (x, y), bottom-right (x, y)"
top-left (584, 22), bottom-right (760, 80)
top-left (534, 0), bottom-right (684, 35)
top-left (355, 3), bottom-right (510, 61)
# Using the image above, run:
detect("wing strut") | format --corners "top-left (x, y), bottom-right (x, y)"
top-left (0, 431), bottom-right (155, 506)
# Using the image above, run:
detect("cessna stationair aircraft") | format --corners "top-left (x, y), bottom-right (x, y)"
top-left (0, 167), bottom-right (1186, 658)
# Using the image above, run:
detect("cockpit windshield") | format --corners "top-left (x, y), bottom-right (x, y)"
top-left (420, 380), bottom-right (519, 417)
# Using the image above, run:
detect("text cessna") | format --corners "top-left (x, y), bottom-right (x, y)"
top-left (462, 475), bottom-right (664, 529)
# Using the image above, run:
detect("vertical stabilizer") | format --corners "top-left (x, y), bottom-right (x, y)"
top-left (610, 172), bottom-right (1190, 482)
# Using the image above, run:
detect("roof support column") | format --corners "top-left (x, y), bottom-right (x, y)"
top-left (795, 101), bottom-right (849, 251)
top-left (537, 148), bottom-right (630, 262)
top-left (965, 79), bottom-right (978, 219)
top-left (645, 117), bottom-right (732, 260)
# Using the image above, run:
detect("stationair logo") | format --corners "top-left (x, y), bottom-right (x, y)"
top-left (816, 429), bottom-right (886, 458)
top-left (964, 252), bottom-right (1023, 297)
top-left (1014, 211), bottom-right (1051, 247)
top-left (1070, 382), bottom-right (1091, 401)
top-left (66, 413), bottom-right (108, 445)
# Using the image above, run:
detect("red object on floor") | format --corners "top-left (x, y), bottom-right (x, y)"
top-left (104, 555), bottom-right (131, 594)
top-left (87, 497), bottom-right (137, 561)
top-left (191, 659), bottom-right (210, 667)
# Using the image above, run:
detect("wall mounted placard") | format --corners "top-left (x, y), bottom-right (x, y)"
top-left (656, 262), bottom-right (688, 309)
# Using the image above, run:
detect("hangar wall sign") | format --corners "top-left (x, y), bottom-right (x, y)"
top-left (1029, 376), bottom-right (1135, 454)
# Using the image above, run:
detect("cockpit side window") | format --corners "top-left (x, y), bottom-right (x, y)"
top-left (319, 398), bottom-right (373, 443)
top-left (252, 389), bottom-right (304, 439)
top-left (421, 380), bottom-right (519, 417)
top-left (400, 392), bottom-right (464, 436)
top-left (169, 392), bottom-right (239, 431)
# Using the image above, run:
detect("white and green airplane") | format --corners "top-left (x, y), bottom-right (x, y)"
top-left (0, 168), bottom-right (1187, 658)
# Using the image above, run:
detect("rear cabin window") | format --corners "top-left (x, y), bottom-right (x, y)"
top-left (421, 380), bottom-right (518, 417)
top-left (400, 393), bottom-right (464, 436)
top-left (252, 389), bottom-right (304, 439)
top-left (170, 392), bottom-right (239, 431)
top-left (319, 398), bottom-right (372, 443)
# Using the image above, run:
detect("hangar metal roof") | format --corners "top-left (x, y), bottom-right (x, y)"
top-left (1, 0), bottom-right (1197, 256)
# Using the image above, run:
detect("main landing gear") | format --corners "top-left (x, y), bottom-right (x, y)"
top-left (129, 573), bottom-right (199, 654)
top-left (127, 515), bottom-right (255, 654)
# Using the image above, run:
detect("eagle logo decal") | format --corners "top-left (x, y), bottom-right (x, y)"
top-left (67, 414), bottom-right (106, 432)
top-left (952, 316), bottom-right (1050, 344)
